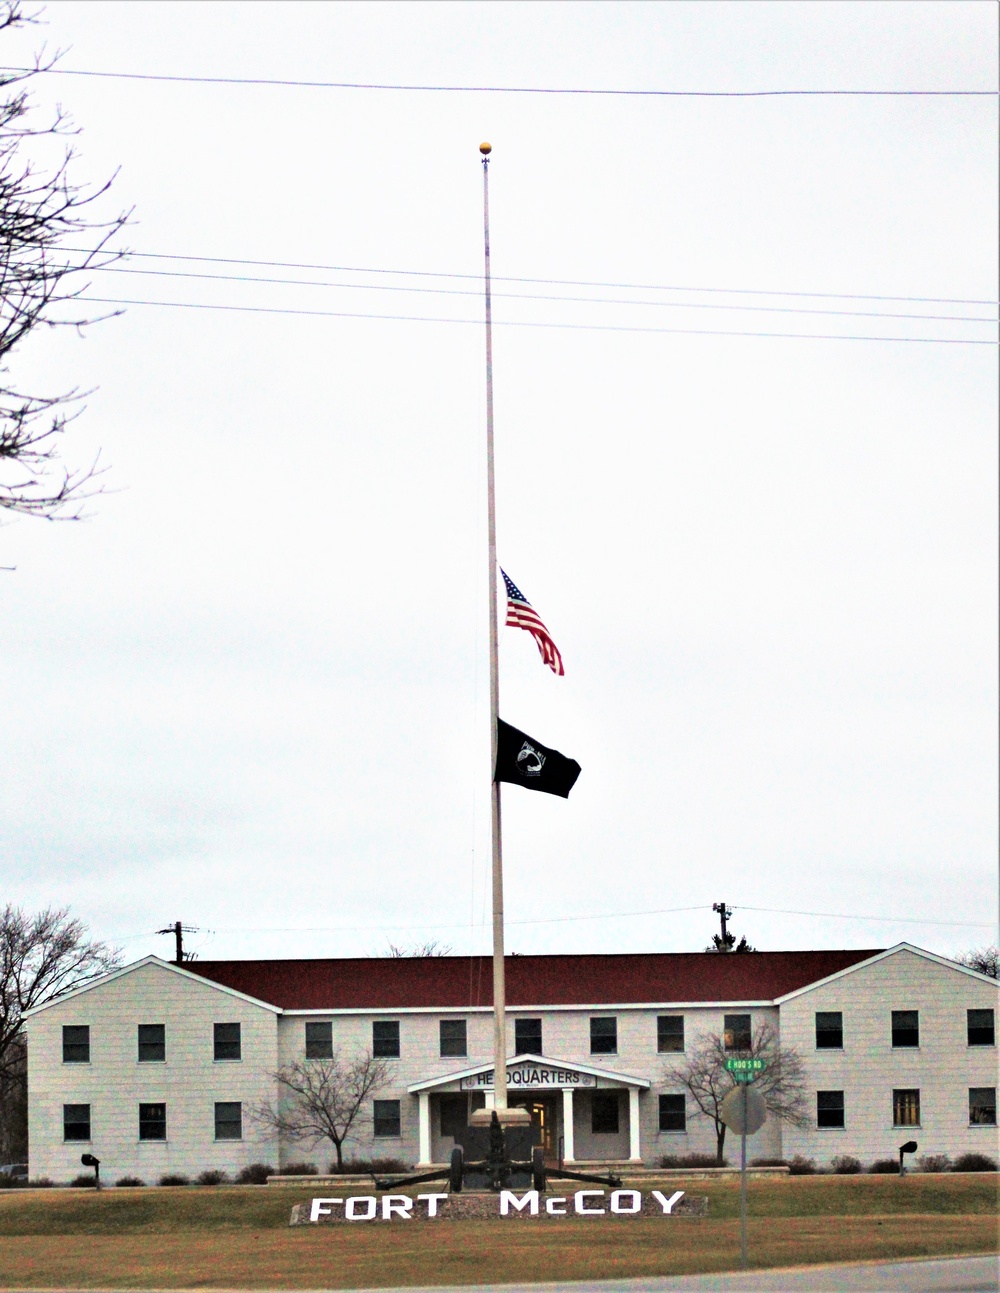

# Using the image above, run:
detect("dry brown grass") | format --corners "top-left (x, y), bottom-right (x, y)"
top-left (0, 1213), bottom-right (995, 1288)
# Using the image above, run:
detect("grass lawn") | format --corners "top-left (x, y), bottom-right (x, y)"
top-left (0, 1174), bottom-right (996, 1289)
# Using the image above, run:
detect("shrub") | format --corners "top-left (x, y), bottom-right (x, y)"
top-left (28, 1178), bottom-right (55, 1188)
top-left (235, 1163), bottom-right (275, 1185)
top-left (115, 1176), bottom-right (145, 1187)
top-left (281, 1162), bottom-right (318, 1176)
top-left (335, 1157), bottom-right (408, 1176)
top-left (952, 1152), bottom-right (998, 1173)
top-left (787, 1155), bottom-right (819, 1175)
top-left (69, 1173), bottom-right (98, 1187)
top-left (196, 1170), bottom-right (228, 1185)
top-left (918, 1154), bottom-right (952, 1174)
top-left (750, 1158), bottom-right (787, 1167)
top-left (869, 1158), bottom-right (899, 1174)
top-left (830, 1155), bottom-right (863, 1174)
top-left (158, 1173), bottom-right (190, 1187)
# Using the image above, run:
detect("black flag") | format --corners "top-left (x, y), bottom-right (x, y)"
top-left (495, 719), bottom-right (581, 798)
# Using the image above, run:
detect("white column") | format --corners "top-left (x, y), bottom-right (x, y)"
top-left (562, 1087), bottom-right (575, 1163)
top-left (417, 1092), bottom-right (431, 1166)
top-left (628, 1087), bottom-right (642, 1163)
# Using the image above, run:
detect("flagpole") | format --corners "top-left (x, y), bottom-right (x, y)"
top-left (478, 142), bottom-right (526, 1127)
top-left (480, 140), bottom-right (509, 1119)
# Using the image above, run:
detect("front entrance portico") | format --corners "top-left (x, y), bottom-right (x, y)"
top-left (409, 1054), bottom-right (650, 1167)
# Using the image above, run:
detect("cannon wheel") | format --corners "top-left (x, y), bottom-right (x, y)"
top-left (532, 1146), bottom-right (546, 1193)
top-left (449, 1145), bottom-right (464, 1193)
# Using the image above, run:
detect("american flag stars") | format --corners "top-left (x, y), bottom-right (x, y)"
top-left (501, 568), bottom-right (565, 676)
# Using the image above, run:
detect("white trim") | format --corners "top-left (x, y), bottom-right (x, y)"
top-left (282, 1000), bottom-right (779, 1017)
top-left (407, 1053), bottom-right (650, 1094)
top-left (22, 956), bottom-right (282, 1019)
top-left (774, 943), bottom-right (1000, 1005)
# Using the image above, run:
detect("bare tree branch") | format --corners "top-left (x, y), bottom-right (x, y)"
top-left (663, 1021), bottom-right (808, 1163)
top-left (0, 902), bottom-right (122, 1085)
top-left (0, 0), bottom-right (129, 521)
top-left (380, 940), bottom-right (452, 958)
top-left (0, 903), bottom-right (120, 1166)
top-left (955, 946), bottom-right (999, 978)
top-left (252, 1051), bottom-right (392, 1170)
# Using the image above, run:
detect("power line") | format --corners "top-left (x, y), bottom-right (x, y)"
top-left (735, 906), bottom-right (993, 929)
top-left (95, 266), bottom-right (995, 325)
top-left (7, 67), bottom-right (995, 97)
top-left (79, 294), bottom-right (998, 345)
top-left (112, 903), bottom-right (992, 940)
top-left (83, 248), bottom-right (996, 307)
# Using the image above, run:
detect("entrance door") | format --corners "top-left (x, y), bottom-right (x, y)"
top-left (510, 1094), bottom-right (559, 1159)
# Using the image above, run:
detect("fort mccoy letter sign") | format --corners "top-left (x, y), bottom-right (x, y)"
top-left (291, 1189), bottom-right (708, 1225)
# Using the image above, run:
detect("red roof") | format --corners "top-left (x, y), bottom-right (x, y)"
top-left (187, 950), bottom-right (881, 1010)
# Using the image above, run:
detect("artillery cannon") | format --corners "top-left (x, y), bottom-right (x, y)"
top-left (372, 1110), bottom-right (622, 1193)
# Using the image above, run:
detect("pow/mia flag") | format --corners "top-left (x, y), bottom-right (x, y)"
top-left (495, 719), bottom-right (581, 798)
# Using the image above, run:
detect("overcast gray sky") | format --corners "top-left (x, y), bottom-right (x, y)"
top-left (2, 1), bottom-right (997, 966)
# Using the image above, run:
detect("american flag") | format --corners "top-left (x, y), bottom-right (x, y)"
top-left (501, 569), bottom-right (564, 676)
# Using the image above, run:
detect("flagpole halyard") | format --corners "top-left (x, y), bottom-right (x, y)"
top-left (481, 142), bottom-right (509, 1118)
top-left (477, 142), bottom-right (527, 1128)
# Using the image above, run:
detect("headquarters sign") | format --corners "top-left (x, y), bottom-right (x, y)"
top-left (460, 1063), bottom-right (596, 1091)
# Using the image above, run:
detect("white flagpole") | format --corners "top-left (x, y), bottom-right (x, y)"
top-left (478, 142), bottom-right (527, 1126)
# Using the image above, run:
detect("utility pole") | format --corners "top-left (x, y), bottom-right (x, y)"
top-left (713, 902), bottom-right (733, 951)
top-left (155, 922), bottom-right (198, 965)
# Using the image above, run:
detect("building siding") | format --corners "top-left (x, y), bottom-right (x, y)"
top-left (23, 947), bottom-right (997, 1181)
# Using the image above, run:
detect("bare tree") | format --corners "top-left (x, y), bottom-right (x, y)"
top-left (955, 946), bottom-right (999, 978)
top-left (253, 1050), bottom-right (392, 1170)
top-left (0, 904), bottom-right (121, 1157)
top-left (663, 1022), bottom-right (808, 1163)
top-left (0, 2), bottom-right (129, 521)
top-left (382, 939), bottom-right (452, 958)
top-left (0, 1033), bottom-right (26, 1164)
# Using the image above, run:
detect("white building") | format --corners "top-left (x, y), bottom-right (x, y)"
top-left (23, 943), bottom-right (998, 1183)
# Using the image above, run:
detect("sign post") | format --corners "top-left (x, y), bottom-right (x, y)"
top-left (722, 1059), bottom-right (767, 1268)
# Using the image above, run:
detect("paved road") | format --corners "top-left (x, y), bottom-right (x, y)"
top-left (6, 1254), bottom-right (998, 1293)
top-left (350, 1255), bottom-right (998, 1291)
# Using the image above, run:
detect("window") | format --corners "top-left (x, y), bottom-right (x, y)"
top-left (817, 1091), bottom-right (845, 1129)
top-left (213, 1022), bottom-right (241, 1061)
top-left (659, 1094), bottom-right (686, 1131)
top-left (514, 1018), bottom-right (542, 1055)
top-left (724, 1014), bottom-right (752, 1052)
top-left (591, 1091), bottom-right (620, 1134)
top-left (815, 1012), bottom-right (843, 1050)
top-left (657, 1016), bottom-right (684, 1053)
top-left (373, 1099), bottom-right (401, 1137)
top-left (139, 1103), bottom-right (166, 1141)
top-left (590, 1017), bottom-right (617, 1055)
top-left (439, 1019), bottom-right (467, 1058)
top-left (62, 1025), bottom-right (90, 1063)
top-left (138, 1024), bottom-right (165, 1063)
top-left (305, 1022), bottom-right (333, 1059)
top-left (968, 1009), bottom-right (995, 1047)
top-left (372, 1021), bottom-right (400, 1058)
top-left (439, 1093), bottom-right (467, 1138)
top-left (891, 1010), bottom-right (919, 1048)
top-left (893, 1089), bottom-right (920, 1127)
top-left (215, 1101), bottom-right (243, 1140)
top-left (969, 1088), bottom-right (997, 1126)
top-left (63, 1103), bottom-right (91, 1141)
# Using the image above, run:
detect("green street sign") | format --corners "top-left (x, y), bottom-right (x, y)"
top-left (725, 1057), bottom-right (766, 1074)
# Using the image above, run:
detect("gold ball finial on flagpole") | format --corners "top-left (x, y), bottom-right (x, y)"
top-left (479, 141), bottom-right (492, 155)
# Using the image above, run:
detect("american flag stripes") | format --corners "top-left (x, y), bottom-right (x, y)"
top-left (501, 569), bottom-right (565, 676)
